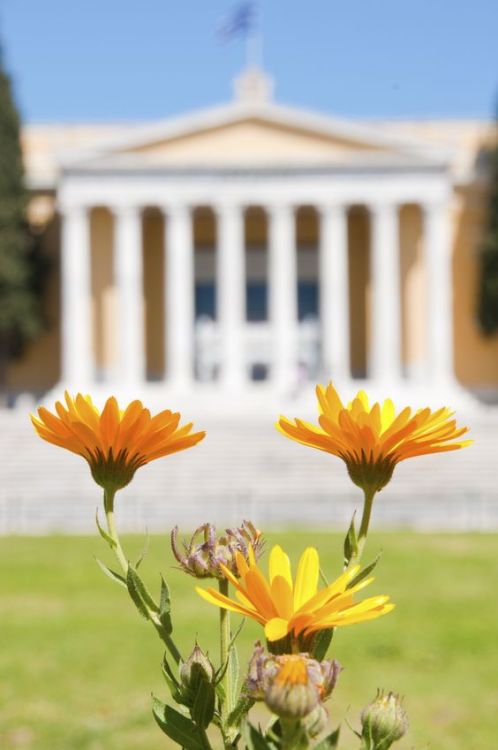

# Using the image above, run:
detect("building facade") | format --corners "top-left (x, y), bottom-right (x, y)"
top-left (9, 69), bottom-right (498, 407)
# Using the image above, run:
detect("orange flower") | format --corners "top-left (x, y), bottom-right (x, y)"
top-left (277, 382), bottom-right (471, 493)
top-left (31, 392), bottom-right (205, 491)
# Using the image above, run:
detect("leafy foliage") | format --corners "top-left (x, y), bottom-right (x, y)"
top-left (0, 47), bottom-right (45, 370)
top-left (478, 114), bottom-right (498, 335)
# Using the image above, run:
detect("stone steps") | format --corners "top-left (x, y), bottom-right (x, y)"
top-left (1, 408), bottom-right (497, 533)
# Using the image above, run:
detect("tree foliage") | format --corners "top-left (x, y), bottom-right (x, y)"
top-left (0, 48), bottom-right (45, 369)
top-left (478, 117), bottom-right (498, 335)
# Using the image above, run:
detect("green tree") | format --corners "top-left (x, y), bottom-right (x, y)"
top-left (478, 115), bottom-right (498, 335)
top-left (0, 47), bottom-right (45, 391)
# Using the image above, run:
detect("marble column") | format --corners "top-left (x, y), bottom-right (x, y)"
top-left (60, 204), bottom-right (93, 385)
top-left (269, 204), bottom-right (297, 391)
top-left (370, 203), bottom-right (402, 382)
top-left (319, 203), bottom-right (350, 380)
top-left (216, 203), bottom-right (246, 388)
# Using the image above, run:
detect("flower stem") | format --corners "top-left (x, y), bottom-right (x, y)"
top-left (357, 487), bottom-right (376, 562)
top-left (104, 489), bottom-right (129, 573)
top-left (347, 487), bottom-right (376, 570)
top-left (102, 488), bottom-right (182, 664)
top-left (219, 578), bottom-right (233, 730)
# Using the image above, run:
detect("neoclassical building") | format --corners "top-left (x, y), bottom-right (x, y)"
top-left (9, 69), bottom-right (498, 407)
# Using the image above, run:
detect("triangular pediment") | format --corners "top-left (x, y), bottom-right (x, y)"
top-left (61, 101), bottom-right (448, 171)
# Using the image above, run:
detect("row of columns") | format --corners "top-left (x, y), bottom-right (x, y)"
top-left (60, 200), bottom-right (453, 390)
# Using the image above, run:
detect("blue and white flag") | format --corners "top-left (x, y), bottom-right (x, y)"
top-left (218, 2), bottom-right (257, 43)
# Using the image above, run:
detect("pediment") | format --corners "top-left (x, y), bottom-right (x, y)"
top-left (61, 102), bottom-right (448, 171)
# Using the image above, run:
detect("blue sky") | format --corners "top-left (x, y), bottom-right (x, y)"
top-left (1, 0), bottom-right (497, 123)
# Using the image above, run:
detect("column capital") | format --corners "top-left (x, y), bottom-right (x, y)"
top-left (422, 199), bottom-right (449, 216)
top-left (57, 201), bottom-right (91, 217)
top-left (213, 201), bottom-right (243, 219)
top-left (110, 202), bottom-right (143, 218)
top-left (368, 200), bottom-right (399, 217)
top-left (161, 202), bottom-right (194, 219)
top-left (317, 201), bottom-right (349, 217)
top-left (266, 202), bottom-right (296, 215)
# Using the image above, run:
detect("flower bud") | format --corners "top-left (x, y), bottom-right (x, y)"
top-left (246, 643), bottom-right (340, 721)
top-left (265, 656), bottom-right (319, 719)
top-left (171, 521), bottom-right (263, 579)
top-left (361, 690), bottom-right (408, 749)
top-left (179, 644), bottom-right (214, 705)
top-left (303, 704), bottom-right (329, 738)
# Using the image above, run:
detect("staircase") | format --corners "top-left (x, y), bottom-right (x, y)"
top-left (1, 404), bottom-right (497, 534)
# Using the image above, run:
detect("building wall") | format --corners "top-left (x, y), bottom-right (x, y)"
top-left (5, 181), bottom-right (498, 397)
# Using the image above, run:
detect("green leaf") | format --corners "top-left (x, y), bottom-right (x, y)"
top-left (347, 555), bottom-right (381, 590)
top-left (191, 678), bottom-right (216, 728)
top-left (314, 725), bottom-right (341, 749)
top-left (126, 565), bottom-right (158, 620)
top-left (126, 564), bottom-right (159, 620)
top-left (159, 576), bottom-right (173, 634)
top-left (95, 509), bottom-right (116, 548)
top-left (312, 627), bottom-right (334, 660)
top-left (95, 557), bottom-right (126, 588)
top-left (152, 696), bottom-right (204, 750)
top-left (244, 722), bottom-right (275, 750)
top-left (343, 512), bottom-right (358, 566)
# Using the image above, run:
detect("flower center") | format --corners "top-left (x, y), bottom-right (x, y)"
top-left (276, 656), bottom-right (309, 687)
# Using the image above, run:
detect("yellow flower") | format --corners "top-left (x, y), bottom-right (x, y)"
top-left (197, 544), bottom-right (393, 643)
top-left (277, 382), bottom-right (472, 492)
top-left (31, 392), bottom-right (205, 491)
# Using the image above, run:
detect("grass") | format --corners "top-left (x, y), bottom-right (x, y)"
top-left (1, 531), bottom-right (497, 750)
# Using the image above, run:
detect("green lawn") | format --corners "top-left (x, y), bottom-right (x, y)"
top-left (1, 531), bottom-right (497, 750)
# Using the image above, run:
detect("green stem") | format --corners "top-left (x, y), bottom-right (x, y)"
top-left (103, 489), bottom-right (182, 664)
top-left (219, 578), bottom-right (233, 731)
top-left (280, 719), bottom-right (308, 750)
top-left (104, 489), bottom-right (128, 573)
top-left (347, 488), bottom-right (376, 569)
top-left (358, 487), bottom-right (376, 556)
top-left (199, 724), bottom-right (214, 750)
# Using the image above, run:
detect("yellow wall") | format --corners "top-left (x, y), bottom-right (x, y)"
top-left (453, 186), bottom-right (498, 386)
top-left (348, 207), bottom-right (370, 377)
top-left (143, 209), bottom-right (165, 379)
top-left (399, 205), bottom-right (426, 375)
top-left (90, 208), bottom-right (116, 377)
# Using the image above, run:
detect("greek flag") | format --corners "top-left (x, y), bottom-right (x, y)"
top-left (218, 2), bottom-right (256, 42)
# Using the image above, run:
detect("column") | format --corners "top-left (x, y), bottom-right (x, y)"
top-left (60, 204), bottom-right (93, 385)
top-left (163, 204), bottom-right (194, 387)
top-left (423, 201), bottom-right (454, 384)
top-left (269, 204), bottom-right (297, 391)
top-left (370, 203), bottom-right (402, 382)
top-left (216, 203), bottom-right (246, 388)
top-left (319, 204), bottom-right (350, 381)
top-left (113, 205), bottom-right (145, 385)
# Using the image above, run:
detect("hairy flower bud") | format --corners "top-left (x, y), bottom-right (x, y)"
top-left (246, 642), bottom-right (341, 720)
top-left (179, 644), bottom-right (214, 705)
top-left (361, 690), bottom-right (408, 749)
top-left (171, 521), bottom-right (263, 579)
top-left (303, 704), bottom-right (329, 738)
